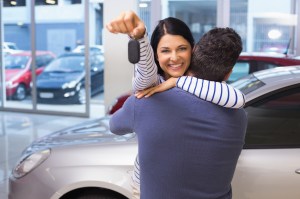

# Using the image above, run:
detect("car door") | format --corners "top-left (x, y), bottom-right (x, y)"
top-left (232, 87), bottom-right (300, 199)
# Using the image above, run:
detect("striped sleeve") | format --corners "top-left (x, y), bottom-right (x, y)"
top-left (177, 76), bottom-right (245, 109)
top-left (132, 35), bottom-right (160, 92)
top-left (132, 156), bottom-right (140, 186)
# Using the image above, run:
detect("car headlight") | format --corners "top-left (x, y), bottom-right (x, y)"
top-left (12, 149), bottom-right (51, 178)
top-left (62, 80), bottom-right (78, 89)
top-left (6, 81), bottom-right (14, 88)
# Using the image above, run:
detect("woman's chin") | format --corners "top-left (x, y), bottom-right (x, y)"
top-left (168, 71), bottom-right (185, 78)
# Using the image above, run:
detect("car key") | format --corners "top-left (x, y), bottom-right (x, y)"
top-left (128, 39), bottom-right (140, 64)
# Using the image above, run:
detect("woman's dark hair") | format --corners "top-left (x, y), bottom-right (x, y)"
top-left (150, 17), bottom-right (194, 76)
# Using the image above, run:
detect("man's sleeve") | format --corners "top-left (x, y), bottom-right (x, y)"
top-left (109, 96), bottom-right (135, 135)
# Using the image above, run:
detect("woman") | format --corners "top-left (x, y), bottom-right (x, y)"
top-left (107, 11), bottom-right (245, 199)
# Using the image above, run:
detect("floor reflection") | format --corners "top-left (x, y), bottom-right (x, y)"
top-left (0, 101), bottom-right (105, 199)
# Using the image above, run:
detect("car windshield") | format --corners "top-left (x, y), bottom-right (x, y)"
top-left (7, 43), bottom-right (18, 50)
top-left (4, 55), bottom-right (29, 69)
top-left (44, 56), bottom-right (84, 72)
top-left (230, 74), bottom-right (266, 95)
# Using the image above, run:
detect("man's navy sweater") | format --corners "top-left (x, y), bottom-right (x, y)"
top-left (110, 88), bottom-right (247, 199)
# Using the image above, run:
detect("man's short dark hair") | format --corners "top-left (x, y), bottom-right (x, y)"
top-left (188, 27), bottom-right (243, 82)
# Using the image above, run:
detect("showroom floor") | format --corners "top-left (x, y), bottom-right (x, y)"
top-left (0, 97), bottom-right (106, 199)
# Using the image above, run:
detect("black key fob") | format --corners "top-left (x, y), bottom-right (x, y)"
top-left (128, 39), bottom-right (140, 64)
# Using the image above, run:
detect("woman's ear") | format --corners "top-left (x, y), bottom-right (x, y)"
top-left (223, 68), bottom-right (233, 81)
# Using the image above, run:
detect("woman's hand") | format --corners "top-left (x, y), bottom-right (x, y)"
top-left (106, 11), bottom-right (146, 39)
top-left (135, 77), bottom-right (178, 98)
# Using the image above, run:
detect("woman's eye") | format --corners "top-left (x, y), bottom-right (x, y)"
top-left (178, 47), bottom-right (187, 51)
top-left (161, 49), bottom-right (170, 53)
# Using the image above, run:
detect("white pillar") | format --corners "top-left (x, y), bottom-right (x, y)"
top-left (151, 0), bottom-right (162, 32)
top-left (103, 0), bottom-right (138, 109)
top-left (217, 0), bottom-right (230, 27)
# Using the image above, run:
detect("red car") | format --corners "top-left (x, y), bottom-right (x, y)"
top-left (107, 53), bottom-right (300, 115)
top-left (5, 51), bottom-right (56, 100)
top-left (229, 52), bottom-right (300, 82)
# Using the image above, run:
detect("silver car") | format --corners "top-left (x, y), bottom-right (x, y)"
top-left (9, 66), bottom-right (300, 199)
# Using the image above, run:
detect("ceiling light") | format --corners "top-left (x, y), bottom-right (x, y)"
top-left (10, 1), bottom-right (17, 5)
top-left (268, 29), bottom-right (282, 40)
top-left (139, 3), bottom-right (148, 8)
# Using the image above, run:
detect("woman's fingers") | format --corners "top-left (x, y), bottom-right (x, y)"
top-left (135, 85), bottom-right (163, 98)
top-left (135, 78), bottom-right (178, 99)
top-left (106, 11), bottom-right (145, 38)
top-left (135, 88), bottom-right (153, 99)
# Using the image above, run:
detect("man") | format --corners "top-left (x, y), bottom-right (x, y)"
top-left (109, 27), bottom-right (247, 199)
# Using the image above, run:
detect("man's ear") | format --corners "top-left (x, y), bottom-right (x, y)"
top-left (223, 68), bottom-right (233, 81)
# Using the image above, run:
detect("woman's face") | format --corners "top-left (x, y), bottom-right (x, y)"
top-left (156, 34), bottom-right (192, 79)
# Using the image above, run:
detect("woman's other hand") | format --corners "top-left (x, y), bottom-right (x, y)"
top-left (135, 77), bottom-right (178, 98)
top-left (106, 11), bottom-right (146, 40)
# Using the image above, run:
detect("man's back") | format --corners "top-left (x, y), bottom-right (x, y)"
top-left (132, 87), bottom-right (247, 199)
top-left (110, 87), bottom-right (247, 199)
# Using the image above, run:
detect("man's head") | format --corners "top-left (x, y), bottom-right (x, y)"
top-left (187, 27), bottom-right (242, 82)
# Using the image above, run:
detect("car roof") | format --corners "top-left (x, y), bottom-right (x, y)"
top-left (58, 52), bottom-right (85, 58)
top-left (234, 66), bottom-right (300, 102)
top-left (9, 51), bottom-right (54, 56)
top-left (253, 65), bottom-right (300, 84)
top-left (58, 52), bottom-right (103, 58)
top-left (238, 52), bottom-right (300, 65)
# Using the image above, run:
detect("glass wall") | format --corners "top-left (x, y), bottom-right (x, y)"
top-left (167, 0), bottom-right (217, 41)
top-left (230, 0), bottom-right (296, 54)
top-left (1, 0), bottom-right (299, 116)
top-left (1, 0), bottom-right (104, 117)
top-left (2, 0), bottom-right (32, 109)
top-left (35, 0), bottom-right (87, 114)
top-left (137, 0), bottom-right (297, 55)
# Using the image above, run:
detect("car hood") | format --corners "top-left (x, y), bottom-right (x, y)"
top-left (5, 69), bottom-right (24, 81)
top-left (23, 117), bottom-right (136, 155)
top-left (36, 71), bottom-right (84, 88)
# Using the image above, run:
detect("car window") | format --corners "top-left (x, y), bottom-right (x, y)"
top-left (244, 87), bottom-right (300, 149)
top-left (229, 61), bottom-right (250, 82)
top-left (36, 56), bottom-right (44, 68)
top-left (44, 56), bottom-right (84, 72)
top-left (231, 74), bottom-right (266, 95)
top-left (4, 55), bottom-right (29, 69)
top-left (43, 54), bottom-right (55, 65)
top-left (31, 55), bottom-right (54, 69)
top-left (256, 61), bottom-right (278, 70)
top-left (90, 54), bottom-right (104, 70)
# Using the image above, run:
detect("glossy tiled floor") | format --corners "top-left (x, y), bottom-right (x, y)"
top-left (0, 103), bottom-right (105, 199)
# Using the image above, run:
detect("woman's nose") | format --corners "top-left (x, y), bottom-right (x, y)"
top-left (170, 52), bottom-right (178, 61)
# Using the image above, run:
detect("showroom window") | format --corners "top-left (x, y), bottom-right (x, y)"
top-left (245, 87), bottom-right (300, 148)
top-left (230, 0), bottom-right (296, 53)
top-left (168, 0), bottom-right (217, 41)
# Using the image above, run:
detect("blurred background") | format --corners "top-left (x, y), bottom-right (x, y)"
top-left (1, 0), bottom-right (300, 118)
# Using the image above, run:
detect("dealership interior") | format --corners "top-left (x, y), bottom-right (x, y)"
top-left (1, 0), bottom-right (300, 198)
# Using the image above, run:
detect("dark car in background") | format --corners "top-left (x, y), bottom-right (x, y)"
top-left (108, 53), bottom-right (300, 114)
top-left (36, 52), bottom-right (104, 104)
top-left (5, 51), bottom-right (56, 100)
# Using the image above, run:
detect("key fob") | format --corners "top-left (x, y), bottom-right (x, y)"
top-left (128, 39), bottom-right (140, 64)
